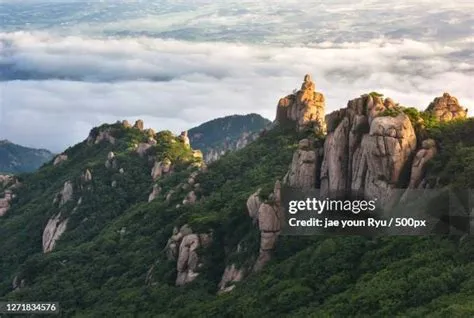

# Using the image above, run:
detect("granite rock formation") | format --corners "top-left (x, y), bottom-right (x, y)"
top-left (165, 225), bottom-right (212, 286)
top-left (426, 93), bottom-right (468, 122)
top-left (53, 154), bottom-right (68, 166)
top-left (276, 74), bottom-right (326, 132)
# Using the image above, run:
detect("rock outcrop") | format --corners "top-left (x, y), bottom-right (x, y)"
top-left (246, 189), bottom-right (262, 221)
top-left (136, 143), bottom-right (152, 157)
top-left (248, 180), bottom-right (283, 272)
top-left (425, 93), bottom-right (468, 122)
top-left (42, 213), bottom-right (69, 253)
top-left (218, 264), bottom-right (244, 294)
top-left (0, 177), bottom-right (18, 217)
top-left (148, 184), bottom-right (161, 202)
top-left (105, 152), bottom-right (117, 169)
top-left (179, 131), bottom-right (191, 148)
top-left (165, 225), bottom-right (212, 286)
top-left (134, 119), bottom-right (144, 131)
top-left (53, 154), bottom-right (68, 166)
top-left (320, 94), bottom-right (417, 207)
top-left (275, 74), bottom-right (326, 132)
top-left (151, 159), bottom-right (172, 181)
top-left (82, 169), bottom-right (92, 182)
top-left (122, 120), bottom-right (132, 128)
top-left (12, 276), bottom-right (26, 291)
top-left (95, 130), bottom-right (116, 145)
top-left (59, 181), bottom-right (74, 207)
top-left (240, 80), bottom-right (471, 276)
top-left (0, 190), bottom-right (13, 217)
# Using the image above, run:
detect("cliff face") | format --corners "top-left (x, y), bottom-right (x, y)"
top-left (236, 76), bottom-right (468, 277)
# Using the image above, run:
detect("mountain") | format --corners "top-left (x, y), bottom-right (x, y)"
top-left (0, 140), bottom-right (54, 174)
top-left (1, 76), bottom-right (474, 317)
top-left (188, 114), bottom-right (271, 163)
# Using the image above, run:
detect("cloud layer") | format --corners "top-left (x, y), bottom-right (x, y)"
top-left (0, 1), bottom-right (473, 152)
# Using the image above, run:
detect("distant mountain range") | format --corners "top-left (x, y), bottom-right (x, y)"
top-left (189, 113), bottom-right (271, 162)
top-left (0, 140), bottom-right (54, 173)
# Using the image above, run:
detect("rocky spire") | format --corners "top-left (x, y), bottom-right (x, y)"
top-left (180, 131), bottom-right (190, 148)
top-left (275, 74), bottom-right (326, 133)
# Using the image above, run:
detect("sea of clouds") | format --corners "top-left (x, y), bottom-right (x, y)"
top-left (0, 0), bottom-right (473, 152)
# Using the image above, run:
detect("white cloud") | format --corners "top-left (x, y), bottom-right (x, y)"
top-left (0, 0), bottom-right (473, 152)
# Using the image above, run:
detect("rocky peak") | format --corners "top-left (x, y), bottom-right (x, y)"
top-left (425, 92), bottom-right (468, 122)
top-left (134, 120), bottom-right (145, 131)
top-left (122, 120), bottom-right (132, 128)
top-left (179, 131), bottom-right (191, 148)
top-left (275, 74), bottom-right (326, 132)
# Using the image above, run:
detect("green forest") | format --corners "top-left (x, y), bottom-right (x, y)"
top-left (1, 111), bottom-right (474, 317)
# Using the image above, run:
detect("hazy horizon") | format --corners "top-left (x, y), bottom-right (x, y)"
top-left (1, 0), bottom-right (473, 152)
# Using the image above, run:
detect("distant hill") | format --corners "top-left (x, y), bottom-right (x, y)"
top-left (188, 113), bottom-right (271, 162)
top-left (0, 140), bottom-right (54, 173)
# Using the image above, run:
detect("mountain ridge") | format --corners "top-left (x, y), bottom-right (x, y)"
top-left (0, 140), bottom-right (54, 174)
top-left (188, 113), bottom-right (271, 163)
top-left (0, 75), bottom-right (473, 317)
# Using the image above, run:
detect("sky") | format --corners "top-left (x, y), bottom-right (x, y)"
top-left (0, 0), bottom-right (473, 152)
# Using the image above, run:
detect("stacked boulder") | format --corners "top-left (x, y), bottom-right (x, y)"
top-left (165, 225), bottom-right (212, 286)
